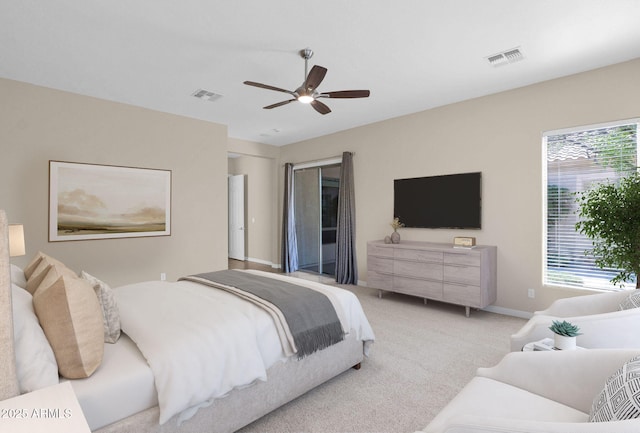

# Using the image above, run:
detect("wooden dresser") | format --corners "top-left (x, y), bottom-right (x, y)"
top-left (367, 240), bottom-right (497, 316)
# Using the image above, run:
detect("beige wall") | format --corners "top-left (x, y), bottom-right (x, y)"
top-left (278, 58), bottom-right (640, 314)
top-left (1, 78), bottom-right (229, 286)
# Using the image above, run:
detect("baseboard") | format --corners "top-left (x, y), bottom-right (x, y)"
top-left (482, 305), bottom-right (532, 319)
top-left (246, 257), bottom-right (281, 269)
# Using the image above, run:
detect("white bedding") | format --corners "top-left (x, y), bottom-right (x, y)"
top-left (66, 334), bottom-right (157, 430)
top-left (114, 270), bottom-right (374, 426)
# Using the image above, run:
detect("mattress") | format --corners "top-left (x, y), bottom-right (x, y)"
top-left (64, 334), bottom-right (158, 430)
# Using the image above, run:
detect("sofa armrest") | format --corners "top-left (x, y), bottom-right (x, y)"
top-left (420, 415), bottom-right (640, 433)
top-left (510, 309), bottom-right (640, 351)
top-left (538, 291), bottom-right (630, 317)
top-left (477, 349), bottom-right (640, 413)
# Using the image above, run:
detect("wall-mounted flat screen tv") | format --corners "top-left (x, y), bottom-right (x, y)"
top-left (394, 172), bottom-right (481, 229)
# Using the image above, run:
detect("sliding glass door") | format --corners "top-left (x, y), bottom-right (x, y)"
top-left (294, 164), bottom-right (341, 276)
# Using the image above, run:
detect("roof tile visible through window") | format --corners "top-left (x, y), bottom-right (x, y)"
top-left (547, 142), bottom-right (593, 162)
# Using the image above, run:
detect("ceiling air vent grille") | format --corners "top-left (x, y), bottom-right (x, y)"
top-left (486, 47), bottom-right (524, 67)
top-left (192, 89), bottom-right (223, 102)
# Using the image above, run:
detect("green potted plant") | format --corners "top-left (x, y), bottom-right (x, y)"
top-left (549, 320), bottom-right (581, 350)
top-left (575, 171), bottom-right (640, 289)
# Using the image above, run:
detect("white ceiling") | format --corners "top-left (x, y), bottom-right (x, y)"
top-left (2, 1), bottom-right (640, 146)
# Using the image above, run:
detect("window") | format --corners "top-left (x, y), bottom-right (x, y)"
top-left (543, 119), bottom-right (639, 291)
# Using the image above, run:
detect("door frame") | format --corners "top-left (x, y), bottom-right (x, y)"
top-left (228, 174), bottom-right (245, 261)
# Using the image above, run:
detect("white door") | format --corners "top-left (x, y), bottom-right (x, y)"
top-left (228, 174), bottom-right (245, 260)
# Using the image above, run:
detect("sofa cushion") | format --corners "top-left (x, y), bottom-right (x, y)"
top-left (590, 355), bottom-right (640, 422)
top-left (619, 291), bottom-right (640, 311)
top-left (424, 377), bottom-right (588, 433)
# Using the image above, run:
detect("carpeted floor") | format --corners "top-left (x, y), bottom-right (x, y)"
top-left (237, 279), bottom-right (526, 433)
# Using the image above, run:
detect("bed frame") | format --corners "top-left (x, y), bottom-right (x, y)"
top-left (0, 210), bottom-right (365, 433)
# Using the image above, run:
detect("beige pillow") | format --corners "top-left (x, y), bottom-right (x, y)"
top-left (25, 263), bottom-right (52, 294)
top-left (33, 274), bottom-right (104, 379)
top-left (32, 264), bottom-right (77, 295)
top-left (23, 252), bottom-right (44, 280)
top-left (26, 256), bottom-right (76, 295)
top-left (24, 252), bottom-right (67, 279)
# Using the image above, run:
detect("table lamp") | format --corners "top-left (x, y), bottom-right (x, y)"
top-left (9, 224), bottom-right (25, 257)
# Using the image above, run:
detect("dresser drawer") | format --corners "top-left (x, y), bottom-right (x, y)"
top-left (394, 260), bottom-right (442, 280)
top-left (443, 282), bottom-right (481, 307)
top-left (367, 271), bottom-right (393, 290)
top-left (394, 276), bottom-right (443, 299)
top-left (368, 256), bottom-right (394, 274)
top-left (444, 264), bottom-right (480, 285)
top-left (394, 248), bottom-right (443, 263)
top-left (444, 252), bottom-right (481, 266)
top-left (367, 243), bottom-right (394, 258)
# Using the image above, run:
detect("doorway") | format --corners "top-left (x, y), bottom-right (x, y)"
top-left (294, 164), bottom-right (340, 276)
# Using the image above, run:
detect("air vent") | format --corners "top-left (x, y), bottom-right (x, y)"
top-left (486, 47), bottom-right (524, 67)
top-left (192, 89), bottom-right (223, 102)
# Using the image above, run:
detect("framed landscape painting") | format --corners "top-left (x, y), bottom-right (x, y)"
top-left (49, 161), bottom-right (171, 241)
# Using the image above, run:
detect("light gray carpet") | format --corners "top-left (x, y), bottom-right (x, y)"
top-left (238, 284), bottom-right (526, 433)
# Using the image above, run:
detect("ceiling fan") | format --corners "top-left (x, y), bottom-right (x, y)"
top-left (243, 48), bottom-right (370, 115)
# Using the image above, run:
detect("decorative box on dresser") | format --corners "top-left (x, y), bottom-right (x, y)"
top-left (367, 240), bottom-right (497, 317)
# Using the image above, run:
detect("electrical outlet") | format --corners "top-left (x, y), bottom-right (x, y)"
top-left (528, 288), bottom-right (535, 298)
top-left (160, 273), bottom-right (166, 281)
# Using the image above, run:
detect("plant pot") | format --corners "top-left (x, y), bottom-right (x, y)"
top-left (553, 334), bottom-right (577, 350)
top-left (390, 231), bottom-right (400, 244)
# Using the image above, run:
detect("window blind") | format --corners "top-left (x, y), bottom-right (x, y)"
top-left (543, 120), bottom-right (639, 291)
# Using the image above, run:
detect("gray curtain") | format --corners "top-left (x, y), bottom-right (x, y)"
top-left (335, 152), bottom-right (358, 284)
top-left (281, 163), bottom-right (299, 273)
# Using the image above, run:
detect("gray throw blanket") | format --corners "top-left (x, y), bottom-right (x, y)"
top-left (179, 270), bottom-right (344, 359)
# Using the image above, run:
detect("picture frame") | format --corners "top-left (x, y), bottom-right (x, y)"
top-left (49, 161), bottom-right (171, 241)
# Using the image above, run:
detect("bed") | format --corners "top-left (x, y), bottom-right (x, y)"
top-left (0, 210), bottom-right (375, 433)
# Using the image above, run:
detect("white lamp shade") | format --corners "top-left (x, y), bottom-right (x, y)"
top-left (9, 224), bottom-right (25, 257)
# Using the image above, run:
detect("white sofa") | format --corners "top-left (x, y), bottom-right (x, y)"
top-left (419, 349), bottom-right (640, 433)
top-left (510, 290), bottom-right (640, 351)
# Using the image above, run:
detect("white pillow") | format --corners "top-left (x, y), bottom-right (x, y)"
top-left (10, 264), bottom-right (27, 289)
top-left (11, 283), bottom-right (59, 393)
top-left (81, 271), bottom-right (121, 344)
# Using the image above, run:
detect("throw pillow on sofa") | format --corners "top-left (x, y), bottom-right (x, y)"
top-left (619, 291), bottom-right (640, 310)
top-left (590, 355), bottom-right (640, 421)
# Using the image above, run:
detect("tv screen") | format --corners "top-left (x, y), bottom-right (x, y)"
top-left (394, 172), bottom-right (481, 229)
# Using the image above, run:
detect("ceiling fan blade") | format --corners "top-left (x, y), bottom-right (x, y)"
top-left (318, 90), bottom-right (370, 99)
top-left (264, 99), bottom-right (296, 109)
top-left (310, 99), bottom-right (331, 115)
top-left (244, 81), bottom-right (295, 96)
top-left (304, 65), bottom-right (327, 92)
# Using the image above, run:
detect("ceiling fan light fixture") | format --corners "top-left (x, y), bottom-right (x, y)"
top-left (297, 94), bottom-right (314, 104)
